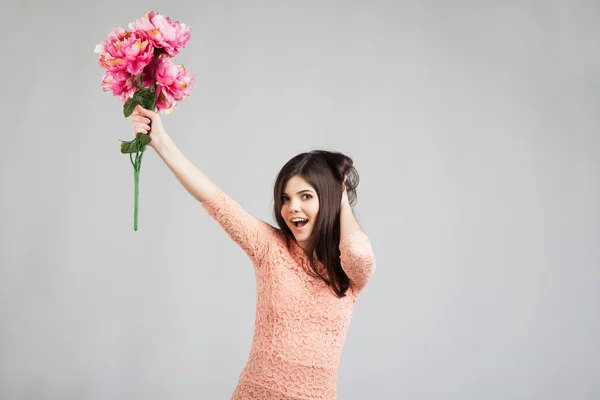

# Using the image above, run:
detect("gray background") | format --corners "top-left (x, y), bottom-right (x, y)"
top-left (1, 0), bottom-right (598, 399)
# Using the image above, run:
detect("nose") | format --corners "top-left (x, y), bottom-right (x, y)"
top-left (289, 197), bottom-right (301, 213)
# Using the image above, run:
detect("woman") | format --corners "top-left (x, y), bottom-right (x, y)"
top-left (131, 105), bottom-right (376, 400)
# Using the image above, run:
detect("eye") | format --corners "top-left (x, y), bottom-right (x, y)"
top-left (302, 194), bottom-right (312, 200)
top-left (281, 195), bottom-right (289, 202)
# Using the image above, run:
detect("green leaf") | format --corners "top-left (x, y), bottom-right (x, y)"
top-left (123, 98), bottom-right (138, 118)
top-left (120, 139), bottom-right (138, 154)
top-left (136, 89), bottom-right (156, 110)
top-left (136, 73), bottom-right (143, 88)
top-left (138, 133), bottom-right (152, 147)
top-left (123, 86), bottom-right (156, 117)
top-left (119, 134), bottom-right (151, 154)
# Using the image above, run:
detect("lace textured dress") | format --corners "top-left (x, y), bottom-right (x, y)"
top-left (201, 188), bottom-right (376, 400)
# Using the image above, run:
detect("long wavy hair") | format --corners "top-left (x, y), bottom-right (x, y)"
top-left (273, 150), bottom-right (359, 297)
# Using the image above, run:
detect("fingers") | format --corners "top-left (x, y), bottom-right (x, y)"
top-left (133, 123), bottom-right (151, 134)
top-left (130, 105), bottom-right (158, 136)
top-left (131, 114), bottom-right (151, 133)
top-left (131, 122), bottom-right (150, 136)
top-left (131, 115), bottom-right (151, 124)
top-left (135, 104), bottom-right (156, 118)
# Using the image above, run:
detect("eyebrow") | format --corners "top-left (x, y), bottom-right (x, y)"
top-left (282, 190), bottom-right (314, 195)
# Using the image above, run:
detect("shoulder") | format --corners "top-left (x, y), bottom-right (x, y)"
top-left (270, 226), bottom-right (289, 244)
top-left (265, 228), bottom-right (297, 254)
top-left (263, 222), bottom-right (282, 238)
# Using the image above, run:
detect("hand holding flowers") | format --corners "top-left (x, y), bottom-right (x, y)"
top-left (130, 105), bottom-right (169, 151)
top-left (94, 11), bottom-right (194, 231)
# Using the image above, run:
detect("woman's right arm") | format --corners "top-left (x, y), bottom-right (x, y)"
top-left (154, 134), bottom-right (218, 203)
top-left (132, 105), bottom-right (217, 203)
top-left (131, 105), bottom-right (273, 263)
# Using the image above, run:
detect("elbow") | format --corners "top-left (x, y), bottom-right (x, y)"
top-left (342, 249), bottom-right (376, 292)
top-left (354, 254), bottom-right (376, 290)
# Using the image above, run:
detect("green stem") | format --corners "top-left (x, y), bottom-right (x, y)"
top-left (134, 161), bottom-right (140, 231)
top-left (128, 56), bottom-right (158, 231)
top-left (133, 145), bottom-right (147, 231)
top-left (153, 55), bottom-right (157, 95)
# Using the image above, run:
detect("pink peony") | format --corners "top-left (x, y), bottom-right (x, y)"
top-left (129, 11), bottom-right (191, 57)
top-left (140, 53), bottom-right (178, 87)
top-left (94, 12), bottom-right (195, 232)
top-left (140, 55), bottom-right (194, 112)
top-left (170, 64), bottom-right (194, 99)
top-left (155, 53), bottom-right (180, 86)
top-left (155, 88), bottom-right (177, 113)
top-left (95, 28), bottom-right (153, 76)
top-left (155, 65), bottom-right (195, 113)
top-left (101, 70), bottom-right (136, 102)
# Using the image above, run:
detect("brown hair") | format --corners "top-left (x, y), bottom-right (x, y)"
top-left (273, 150), bottom-right (359, 297)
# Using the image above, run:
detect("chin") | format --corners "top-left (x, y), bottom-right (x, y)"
top-left (296, 232), bottom-right (311, 241)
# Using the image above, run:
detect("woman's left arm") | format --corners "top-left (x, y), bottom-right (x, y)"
top-left (339, 179), bottom-right (376, 293)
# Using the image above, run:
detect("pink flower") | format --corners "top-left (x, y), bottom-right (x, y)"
top-left (140, 53), bottom-right (178, 87)
top-left (155, 54), bottom-right (180, 86)
top-left (140, 55), bottom-right (194, 112)
top-left (129, 11), bottom-right (191, 57)
top-left (94, 13), bottom-right (196, 232)
top-left (155, 67), bottom-right (195, 113)
top-left (95, 28), bottom-right (153, 76)
top-left (169, 64), bottom-right (194, 100)
top-left (156, 88), bottom-right (177, 113)
top-left (101, 70), bottom-right (136, 102)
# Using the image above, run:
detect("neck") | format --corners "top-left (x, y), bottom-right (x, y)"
top-left (294, 239), bottom-right (319, 262)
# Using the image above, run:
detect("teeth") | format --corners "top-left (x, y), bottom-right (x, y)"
top-left (292, 218), bottom-right (307, 222)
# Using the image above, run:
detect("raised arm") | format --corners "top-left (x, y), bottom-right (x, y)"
top-left (132, 105), bottom-right (217, 202)
top-left (339, 177), bottom-right (376, 294)
top-left (131, 105), bottom-right (272, 263)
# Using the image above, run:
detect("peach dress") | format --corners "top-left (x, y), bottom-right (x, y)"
top-left (201, 188), bottom-right (376, 400)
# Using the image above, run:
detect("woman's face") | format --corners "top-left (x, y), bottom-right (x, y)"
top-left (281, 175), bottom-right (320, 249)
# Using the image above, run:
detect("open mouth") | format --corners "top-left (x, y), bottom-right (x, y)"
top-left (291, 218), bottom-right (309, 229)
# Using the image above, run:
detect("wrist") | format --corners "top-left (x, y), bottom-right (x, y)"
top-left (152, 133), bottom-right (171, 154)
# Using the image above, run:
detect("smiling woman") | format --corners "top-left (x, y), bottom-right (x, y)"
top-left (273, 150), bottom-right (364, 297)
top-left (130, 106), bottom-right (375, 400)
top-left (280, 177), bottom-right (320, 246)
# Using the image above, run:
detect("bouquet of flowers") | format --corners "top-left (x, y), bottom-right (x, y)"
top-left (94, 11), bottom-right (194, 231)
